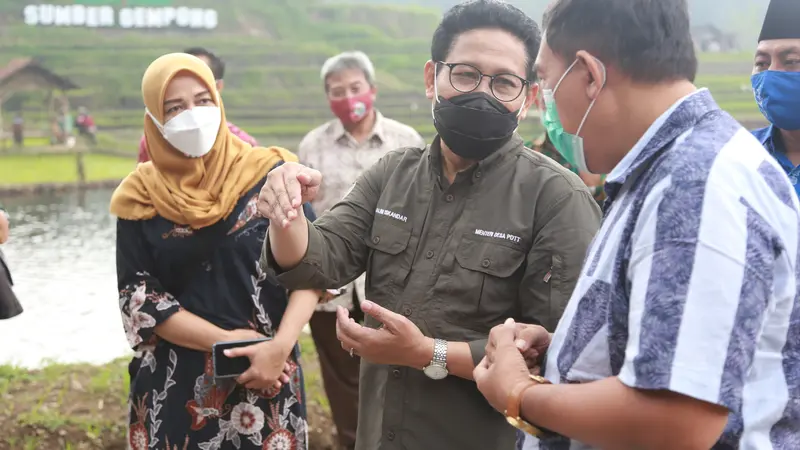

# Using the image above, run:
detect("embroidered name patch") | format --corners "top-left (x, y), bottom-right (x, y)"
top-left (474, 228), bottom-right (521, 243)
top-left (376, 208), bottom-right (408, 223)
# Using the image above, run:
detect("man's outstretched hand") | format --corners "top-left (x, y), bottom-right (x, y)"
top-left (257, 162), bottom-right (322, 228)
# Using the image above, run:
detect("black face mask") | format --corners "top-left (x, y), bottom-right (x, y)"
top-left (432, 92), bottom-right (521, 160)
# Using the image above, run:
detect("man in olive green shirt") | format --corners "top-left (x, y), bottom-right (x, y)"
top-left (235, 1), bottom-right (600, 448)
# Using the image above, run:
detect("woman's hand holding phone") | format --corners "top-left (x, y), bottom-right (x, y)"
top-left (222, 330), bottom-right (293, 389)
top-left (223, 336), bottom-right (294, 390)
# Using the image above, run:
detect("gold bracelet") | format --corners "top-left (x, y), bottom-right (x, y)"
top-left (504, 374), bottom-right (550, 437)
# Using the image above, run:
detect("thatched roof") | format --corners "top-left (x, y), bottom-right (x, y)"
top-left (0, 58), bottom-right (79, 94)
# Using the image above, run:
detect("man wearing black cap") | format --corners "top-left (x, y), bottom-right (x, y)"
top-left (751, 0), bottom-right (800, 197)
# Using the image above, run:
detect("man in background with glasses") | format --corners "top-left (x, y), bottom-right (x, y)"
top-left (246, 1), bottom-right (601, 448)
top-left (298, 50), bottom-right (424, 450)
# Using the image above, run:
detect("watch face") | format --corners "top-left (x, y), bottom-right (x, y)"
top-left (423, 364), bottom-right (448, 380)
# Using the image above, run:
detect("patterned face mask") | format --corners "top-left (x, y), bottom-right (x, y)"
top-left (752, 70), bottom-right (800, 131)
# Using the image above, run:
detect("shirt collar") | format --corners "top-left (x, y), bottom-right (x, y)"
top-left (759, 124), bottom-right (786, 156)
top-left (428, 133), bottom-right (523, 185)
top-left (328, 110), bottom-right (386, 144)
top-left (605, 88), bottom-right (717, 191)
top-left (760, 124), bottom-right (795, 172)
top-left (754, 124), bottom-right (775, 146)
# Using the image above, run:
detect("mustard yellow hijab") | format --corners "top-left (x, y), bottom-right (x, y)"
top-left (109, 53), bottom-right (296, 228)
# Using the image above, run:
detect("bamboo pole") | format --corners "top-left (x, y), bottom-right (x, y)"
top-left (0, 97), bottom-right (5, 152)
top-left (76, 150), bottom-right (86, 185)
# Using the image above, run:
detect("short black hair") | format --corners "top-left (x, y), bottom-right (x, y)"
top-left (431, 0), bottom-right (541, 81)
top-left (183, 47), bottom-right (225, 80)
top-left (543, 0), bottom-right (697, 83)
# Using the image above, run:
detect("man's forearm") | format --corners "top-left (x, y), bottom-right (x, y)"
top-left (273, 289), bottom-right (319, 353)
top-left (444, 341), bottom-right (477, 380)
top-left (268, 207), bottom-right (310, 270)
top-left (520, 377), bottom-right (727, 450)
top-left (155, 310), bottom-right (231, 352)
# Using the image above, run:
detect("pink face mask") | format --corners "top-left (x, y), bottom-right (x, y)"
top-left (329, 91), bottom-right (374, 125)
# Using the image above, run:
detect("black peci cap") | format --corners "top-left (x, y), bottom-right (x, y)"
top-left (758, 0), bottom-right (800, 43)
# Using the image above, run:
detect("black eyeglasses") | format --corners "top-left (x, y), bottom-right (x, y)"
top-left (437, 61), bottom-right (530, 102)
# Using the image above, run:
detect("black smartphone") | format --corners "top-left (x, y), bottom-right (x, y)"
top-left (212, 337), bottom-right (270, 379)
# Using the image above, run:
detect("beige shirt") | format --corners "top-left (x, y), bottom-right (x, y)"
top-left (297, 111), bottom-right (425, 311)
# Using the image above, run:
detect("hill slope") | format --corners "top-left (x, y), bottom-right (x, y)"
top-left (0, 0), bottom-right (761, 150)
top-left (1, 0), bottom-right (453, 148)
top-left (344, 0), bottom-right (768, 44)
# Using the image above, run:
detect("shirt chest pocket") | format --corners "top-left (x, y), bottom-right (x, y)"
top-left (449, 237), bottom-right (527, 326)
top-left (365, 219), bottom-right (413, 302)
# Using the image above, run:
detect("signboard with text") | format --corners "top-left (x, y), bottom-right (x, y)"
top-left (23, 0), bottom-right (218, 29)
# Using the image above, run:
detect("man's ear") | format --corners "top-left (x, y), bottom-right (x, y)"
top-left (216, 79), bottom-right (225, 92)
top-left (518, 83), bottom-right (539, 121)
top-left (575, 51), bottom-right (605, 101)
top-left (424, 60), bottom-right (436, 100)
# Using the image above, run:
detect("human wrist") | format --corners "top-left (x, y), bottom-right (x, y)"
top-left (518, 381), bottom-right (537, 421)
top-left (271, 333), bottom-right (296, 356)
top-left (218, 328), bottom-right (235, 343)
top-left (414, 336), bottom-right (435, 369)
top-left (514, 376), bottom-right (559, 438)
top-left (504, 378), bottom-right (544, 436)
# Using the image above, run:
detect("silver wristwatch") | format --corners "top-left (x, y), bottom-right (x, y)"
top-left (422, 338), bottom-right (448, 380)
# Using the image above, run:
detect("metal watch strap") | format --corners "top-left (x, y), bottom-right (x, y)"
top-left (431, 338), bottom-right (447, 367)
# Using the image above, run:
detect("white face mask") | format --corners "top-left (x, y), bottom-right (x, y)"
top-left (146, 106), bottom-right (222, 158)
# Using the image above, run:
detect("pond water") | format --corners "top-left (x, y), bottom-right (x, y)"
top-left (0, 188), bottom-right (313, 369)
top-left (0, 188), bottom-right (131, 368)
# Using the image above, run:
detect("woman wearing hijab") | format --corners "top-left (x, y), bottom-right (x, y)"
top-left (111, 53), bottom-right (316, 450)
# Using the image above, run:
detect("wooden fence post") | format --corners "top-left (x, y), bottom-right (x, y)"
top-left (75, 150), bottom-right (86, 185)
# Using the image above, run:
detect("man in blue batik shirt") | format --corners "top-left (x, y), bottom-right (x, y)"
top-left (751, 0), bottom-right (800, 197)
top-left (472, 0), bottom-right (800, 449)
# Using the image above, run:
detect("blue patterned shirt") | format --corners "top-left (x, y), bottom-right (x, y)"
top-left (521, 89), bottom-right (800, 449)
top-left (752, 125), bottom-right (800, 198)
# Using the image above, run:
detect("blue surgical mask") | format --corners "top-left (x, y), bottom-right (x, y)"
top-left (752, 70), bottom-right (800, 131)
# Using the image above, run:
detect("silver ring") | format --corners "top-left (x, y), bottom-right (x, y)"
top-left (349, 348), bottom-right (354, 358)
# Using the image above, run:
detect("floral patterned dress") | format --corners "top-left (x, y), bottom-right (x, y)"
top-left (116, 171), bottom-right (316, 450)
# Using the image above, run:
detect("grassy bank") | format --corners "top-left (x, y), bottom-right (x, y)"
top-left (0, 153), bottom-right (134, 185)
top-left (0, 335), bottom-right (335, 450)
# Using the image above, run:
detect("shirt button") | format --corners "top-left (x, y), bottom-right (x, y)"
top-left (387, 430), bottom-right (396, 440)
top-left (372, 236), bottom-right (380, 244)
top-left (425, 250), bottom-right (434, 259)
top-left (445, 194), bottom-right (454, 202)
top-left (403, 307), bottom-right (412, 316)
top-left (393, 368), bottom-right (401, 378)
top-left (481, 258), bottom-right (491, 268)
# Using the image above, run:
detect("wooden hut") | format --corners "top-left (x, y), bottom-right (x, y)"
top-left (0, 58), bottom-right (79, 149)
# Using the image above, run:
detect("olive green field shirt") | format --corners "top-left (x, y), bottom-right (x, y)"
top-left (262, 135), bottom-right (601, 450)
